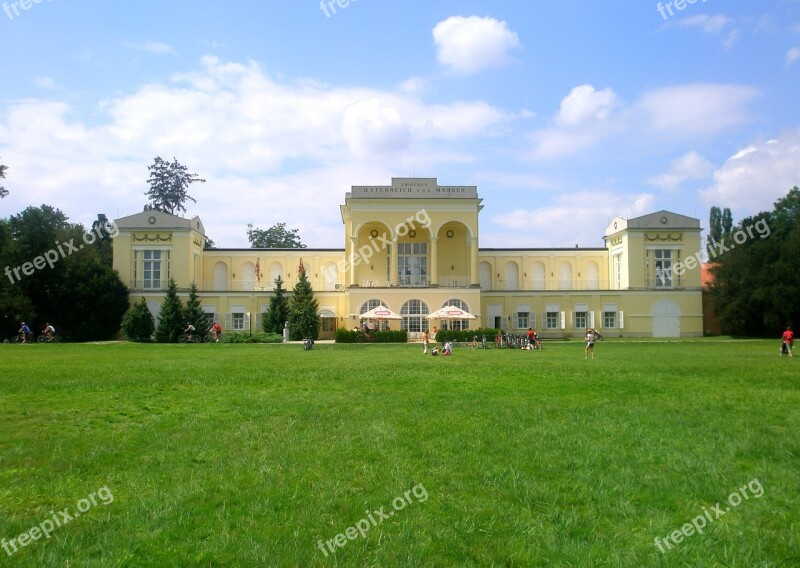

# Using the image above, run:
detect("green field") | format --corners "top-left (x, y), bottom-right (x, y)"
top-left (0, 340), bottom-right (798, 567)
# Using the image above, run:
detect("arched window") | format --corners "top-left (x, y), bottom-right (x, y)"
top-left (504, 262), bottom-right (519, 291)
top-left (242, 262), bottom-right (256, 291)
top-left (585, 261), bottom-right (599, 290)
top-left (559, 261), bottom-right (572, 290)
top-left (532, 262), bottom-right (546, 291)
top-left (442, 299), bottom-right (471, 330)
top-left (401, 299), bottom-right (429, 333)
top-left (214, 262), bottom-right (227, 291)
top-left (268, 262), bottom-right (282, 290)
top-left (360, 298), bottom-right (388, 329)
top-left (360, 298), bottom-right (387, 314)
top-left (479, 262), bottom-right (492, 291)
top-left (323, 262), bottom-right (338, 291)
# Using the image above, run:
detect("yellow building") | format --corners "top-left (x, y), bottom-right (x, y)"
top-left (113, 178), bottom-right (704, 338)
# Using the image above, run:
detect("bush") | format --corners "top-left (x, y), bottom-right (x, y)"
top-left (434, 328), bottom-right (500, 344)
top-left (224, 332), bottom-right (284, 344)
top-left (334, 329), bottom-right (408, 343)
top-left (121, 298), bottom-right (155, 342)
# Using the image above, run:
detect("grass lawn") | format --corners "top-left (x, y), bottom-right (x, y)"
top-left (0, 339), bottom-right (798, 567)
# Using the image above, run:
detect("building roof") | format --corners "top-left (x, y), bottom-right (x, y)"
top-left (115, 209), bottom-right (206, 235)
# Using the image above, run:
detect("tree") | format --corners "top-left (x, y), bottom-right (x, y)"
top-left (0, 158), bottom-right (7, 198)
top-left (708, 187), bottom-right (800, 336)
top-left (155, 278), bottom-right (184, 343)
top-left (709, 206), bottom-right (722, 246)
top-left (721, 207), bottom-right (733, 237)
top-left (121, 298), bottom-right (155, 342)
top-left (247, 223), bottom-right (306, 248)
top-left (145, 156), bottom-right (206, 215)
top-left (263, 275), bottom-right (289, 334)
top-left (89, 214), bottom-right (116, 267)
top-left (56, 253), bottom-right (130, 341)
top-left (1, 205), bottom-right (128, 341)
top-left (183, 282), bottom-right (209, 335)
top-left (287, 264), bottom-right (319, 340)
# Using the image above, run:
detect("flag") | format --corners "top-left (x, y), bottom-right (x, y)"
top-left (255, 258), bottom-right (261, 282)
top-left (298, 258), bottom-right (304, 276)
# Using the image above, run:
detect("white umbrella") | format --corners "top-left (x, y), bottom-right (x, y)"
top-left (427, 305), bottom-right (477, 320)
top-left (360, 304), bottom-right (403, 320)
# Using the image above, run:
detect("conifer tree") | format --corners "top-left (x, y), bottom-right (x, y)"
top-left (264, 275), bottom-right (289, 334)
top-left (183, 282), bottom-right (209, 335)
top-left (155, 278), bottom-right (184, 343)
top-left (288, 265), bottom-right (319, 340)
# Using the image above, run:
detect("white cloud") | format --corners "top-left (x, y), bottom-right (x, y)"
top-left (677, 14), bottom-right (733, 35)
top-left (699, 128), bottom-right (800, 213)
top-left (123, 41), bottom-right (176, 55)
top-left (555, 85), bottom-right (621, 128)
top-left (433, 16), bottom-right (521, 74)
top-left (341, 99), bottom-right (410, 158)
top-left (34, 76), bottom-right (61, 90)
top-left (0, 56), bottom-right (513, 246)
top-left (489, 191), bottom-right (655, 248)
top-left (787, 47), bottom-right (800, 65)
top-left (646, 151), bottom-right (714, 191)
top-left (529, 85), bottom-right (624, 159)
top-left (636, 84), bottom-right (758, 138)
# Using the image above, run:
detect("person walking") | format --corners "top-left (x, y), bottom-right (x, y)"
top-left (422, 329), bottom-right (429, 354)
top-left (584, 328), bottom-right (596, 359)
top-left (781, 326), bottom-right (794, 357)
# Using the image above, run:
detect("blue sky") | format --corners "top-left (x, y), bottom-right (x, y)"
top-left (1, 0), bottom-right (799, 248)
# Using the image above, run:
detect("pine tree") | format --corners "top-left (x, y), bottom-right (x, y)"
top-left (264, 275), bottom-right (289, 334)
top-left (155, 278), bottom-right (184, 343)
top-left (121, 298), bottom-right (155, 342)
top-left (183, 282), bottom-right (209, 336)
top-left (287, 265), bottom-right (319, 340)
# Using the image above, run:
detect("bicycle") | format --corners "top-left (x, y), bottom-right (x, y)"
top-left (37, 334), bottom-right (61, 343)
top-left (178, 334), bottom-right (201, 344)
top-left (204, 332), bottom-right (223, 343)
top-left (12, 332), bottom-right (34, 344)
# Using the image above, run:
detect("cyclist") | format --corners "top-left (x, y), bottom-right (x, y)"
top-left (18, 321), bottom-right (31, 343)
top-left (43, 322), bottom-right (56, 341)
top-left (181, 322), bottom-right (196, 342)
top-left (208, 321), bottom-right (222, 342)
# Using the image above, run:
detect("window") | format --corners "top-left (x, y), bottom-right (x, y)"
top-left (443, 299), bottom-right (470, 330)
top-left (546, 312), bottom-right (559, 329)
top-left (575, 312), bottom-right (587, 329)
top-left (321, 318), bottom-right (335, 332)
top-left (397, 242), bottom-right (427, 286)
top-left (360, 298), bottom-right (386, 314)
top-left (515, 303), bottom-right (530, 330)
top-left (229, 304), bottom-right (247, 332)
top-left (613, 254), bottom-right (622, 289)
top-left (401, 299), bottom-right (429, 333)
top-left (137, 250), bottom-right (169, 290)
top-left (603, 312), bottom-right (616, 328)
top-left (232, 312), bottom-right (245, 331)
top-left (654, 249), bottom-right (672, 288)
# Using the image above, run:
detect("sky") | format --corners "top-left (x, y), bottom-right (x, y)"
top-left (1, 0), bottom-right (799, 249)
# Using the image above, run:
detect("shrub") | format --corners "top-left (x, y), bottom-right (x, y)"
top-left (121, 298), bottom-right (155, 342)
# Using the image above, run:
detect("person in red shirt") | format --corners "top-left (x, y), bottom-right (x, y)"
top-left (781, 326), bottom-right (794, 357)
